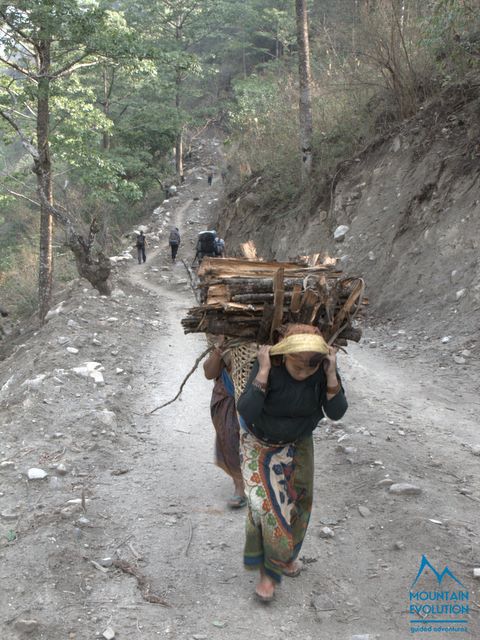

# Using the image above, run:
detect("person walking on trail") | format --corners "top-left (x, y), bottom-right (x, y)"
top-left (214, 237), bottom-right (225, 258)
top-left (169, 227), bottom-right (181, 262)
top-left (136, 231), bottom-right (147, 264)
top-left (203, 335), bottom-right (246, 509)
top-left (236, 323), bottom-right (348, 603)
top-left (195, 229), bottom-right (217, 264)
top-left (207, 171), bottom-right (213, 186)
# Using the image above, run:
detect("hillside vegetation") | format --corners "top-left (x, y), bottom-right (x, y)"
top-left (1, 0), bottom-right (479, 337)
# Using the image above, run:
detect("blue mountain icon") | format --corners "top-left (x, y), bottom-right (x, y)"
top-left (412, 555), bottom-right (464, 588)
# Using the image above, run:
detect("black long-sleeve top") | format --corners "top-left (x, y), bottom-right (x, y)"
top-left (237, 360), bottom-right (348, 444)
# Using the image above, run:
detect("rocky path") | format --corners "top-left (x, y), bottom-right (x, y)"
top-left (0, 138), bottom-right (479, 640)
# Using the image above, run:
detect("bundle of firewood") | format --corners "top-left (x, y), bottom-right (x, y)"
top-left (181, 257), bottom-right (366, 345)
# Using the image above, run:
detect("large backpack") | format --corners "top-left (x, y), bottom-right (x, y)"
top-left (169, 229), bottom-right (180, 244)
top-left (197, 231), bottom-right (216, 255)
top-left (214, 238), bottom-right (225, 255)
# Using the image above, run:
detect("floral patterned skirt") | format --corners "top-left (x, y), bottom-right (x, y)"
top-left (240, 431), bottom-right (314, 583)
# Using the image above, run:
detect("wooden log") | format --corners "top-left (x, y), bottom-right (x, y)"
top-left (270, 268), bottom-right (285, 341)
top-left (198, 257), bottom-right (340, 280)
top-left (231, 292), bottom-right (293, 304)
top-left (289, 284), bottom-right (302, 320)
top-left (257, 303), bottom-right (275, 343)
top-left (338, 326), bottom-right (362, 342)
top-left (297, 289), bottom-right (320, 324)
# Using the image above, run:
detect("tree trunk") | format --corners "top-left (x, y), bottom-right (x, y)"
top-left (175, 24), bottom-right (184, 181)
top-left (66, 219), bottom-right (112, 296)
top-left (102, 66), bottom-right (112, 151)
top-left (36, 40), bottom-right (54, 324)
top-left (175, 70), bottom-right (183, 179)
top-left (295, 0), bottom-right (313, 180)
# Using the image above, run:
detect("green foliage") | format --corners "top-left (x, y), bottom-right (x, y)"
top-left (421, 0), bottom-right (480, 80)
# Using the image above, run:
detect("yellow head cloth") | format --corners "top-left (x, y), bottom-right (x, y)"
top-left (269, 333), bottom-right (329, 356)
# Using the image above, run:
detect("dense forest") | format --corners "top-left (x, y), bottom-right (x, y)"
top-left (1, 0), bottom-right (479, 322)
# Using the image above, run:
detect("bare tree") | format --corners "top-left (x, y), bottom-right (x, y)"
top-left (295, 0), bottom-right (313, 180)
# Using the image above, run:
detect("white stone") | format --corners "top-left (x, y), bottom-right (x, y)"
top-left (45, 301), bottom-right (65, 320)
top-left (0, 460), bottom-right (15, 470)
top-left (473, 568), bottom-right (480, 579)
top-left (1, 510), bottom-right (20, 521)
top-left (103, 627), bottom-right (115, 640)
top-left (21, 374), bottom-right (46, 389)
top-left (389, 483), bottom-right (422, 495)
top-left (319, 526), bottom-right (335, 538)
top-left (66, 347), bottom-right (79, 354)
top-left (95, 410), bottom-right (117, 428)
top-left (377, 479), bottom-right (395, 487)
top-left (368, 251), bottom-right (375, 261)
top-left (27, 468), bottom-right (48, 480)
top-left (441, 336), bottom-right (451, 343)
top-left (111, 288), bottom-right (126, 299)
top-left (333, 225), bottom-right (349, 242)
top-left (456, 288), bottom-right (466, 300)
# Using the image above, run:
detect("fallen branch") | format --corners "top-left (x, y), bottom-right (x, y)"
top-left (181, 258), bottom-right (200, 303)
top-left (184, 517), bottom-right (194, 557)
top-left (113, 559), bottom-right (170, 606)
top-left (148, 345), bottom-right (212, 413)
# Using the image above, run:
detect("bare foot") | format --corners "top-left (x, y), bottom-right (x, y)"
top-left (255, 570), bottom-right (275, 602)
top-left (283, 558), bottom-right (303, 577)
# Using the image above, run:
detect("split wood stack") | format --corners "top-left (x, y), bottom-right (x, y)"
top-left (181, 257), bottom-right (366, 346)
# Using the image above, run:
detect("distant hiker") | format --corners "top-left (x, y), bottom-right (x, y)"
top-left (221, 169), bottom-right (227, 183)
top-left (165, 184), bottom-right (177, 199)
top-left (214, 237), bottom-right (225, 258)
top-left (203, 335), bottom-right (245, 510)
top-left (207, 171), bottom-right (213, 186)
top-left (169, 227), bottom-right (181, 262)
top-left (195, 229), bottom-right (217, 264)
top-left (136, 231), bottom-right (146, 264)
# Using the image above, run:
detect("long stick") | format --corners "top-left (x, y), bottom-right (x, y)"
top-left (148, 345), bottom-right (212, 413)
top-left (181, 258), bottom-right (200, 303)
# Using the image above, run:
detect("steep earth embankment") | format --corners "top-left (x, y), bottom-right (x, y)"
top-left (219, 79), bottom-right (480, 359)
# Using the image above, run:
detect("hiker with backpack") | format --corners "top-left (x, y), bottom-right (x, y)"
top-left (169, 227), bottom-right (181, 262)
top-left (194, 229), bottom-right (217, 264)
top-left (135, 231), bottom-right (147, 264)
top-left (214, 237), bottom-right (225, 258)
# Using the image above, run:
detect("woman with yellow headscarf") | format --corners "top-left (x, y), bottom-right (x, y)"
top-left (236, 323), bottom-right (348, 602)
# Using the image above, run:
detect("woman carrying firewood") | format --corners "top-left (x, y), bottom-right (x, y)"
top-left (236, 324), bottom-right (348, 602)
top-left (203, 336), bottom-right (246, 509)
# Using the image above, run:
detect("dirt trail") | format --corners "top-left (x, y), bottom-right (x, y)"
top-left (1, 138), bottom-right (479, 640)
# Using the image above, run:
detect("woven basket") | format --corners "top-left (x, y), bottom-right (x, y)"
top-left (205, 336), bottom-right (257, 403)
top-left (229, 342), bottom-right (258, 403)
